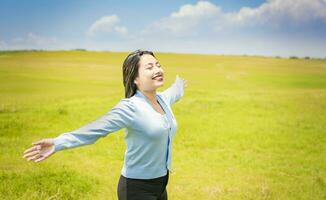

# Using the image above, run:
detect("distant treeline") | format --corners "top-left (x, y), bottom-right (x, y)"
top-left (0, 49), bottom-right (325, 60)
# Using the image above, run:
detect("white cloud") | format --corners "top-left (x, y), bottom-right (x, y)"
top-left (134, 0), bottom-right (326, 58)
top-left (148, 0), bottom-right (326, 35)
top-left (86, 15), bottom-right (129, 37)
top-left (170, 1), bottom-right (221, 18)
top-left (8, 32), bottom-right (58, 49)
top-left (26, 32), bottom-right (57, 46)
top-left (228, 0), bottom-right (326, 27)
top-left (151, 1), bottom-right (221, 35)
top-left (114, 26), bottom-right (128, 36)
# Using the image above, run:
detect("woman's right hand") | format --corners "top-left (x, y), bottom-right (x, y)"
top-left (23, 138), bottom-right (56, 162)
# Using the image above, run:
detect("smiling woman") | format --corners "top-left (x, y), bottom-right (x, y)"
top-left (22, 49), bottom-right (187, 200)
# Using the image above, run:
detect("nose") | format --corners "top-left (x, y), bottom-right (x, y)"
top-left (154, 66), bottom-right (163, 74)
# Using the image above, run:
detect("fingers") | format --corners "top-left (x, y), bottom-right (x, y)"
top-left (24, 151), bottom-right (48, 162)
top-left (26, 153), bottom-right (42, 162)
top-left (23, 149), bottom-right (40, 159)
top-left (176, 75), bottom-right (187, 82)
top-left (23, 145), bottom-right (41, 154)
top-left (34, 155), bottom-right (46, 163)
top-left (23, 145), bottom-right (42, 161)
top-left (23, 139), bottom-right (55, 163)
top-left (34, 150), bottom-right (53, 162)
top-left (176, 75), bottom-right (188, 88)
top-left (183, 79), bottom-right (187, 87)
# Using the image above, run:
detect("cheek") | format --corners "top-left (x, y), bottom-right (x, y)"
top-left (137, 71), bottom-right (153, 85)
top-left (141, 71), bottom-right (153, 80)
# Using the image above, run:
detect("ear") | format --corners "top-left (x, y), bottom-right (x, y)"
top-left (134, 78), bottom-right (138, 85)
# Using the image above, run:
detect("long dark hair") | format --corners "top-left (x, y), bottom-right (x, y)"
top-left (122, 49), bottom-right (156, 98)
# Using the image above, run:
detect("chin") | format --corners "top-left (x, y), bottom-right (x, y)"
top-left (155, 82), bottom-right (164, 89)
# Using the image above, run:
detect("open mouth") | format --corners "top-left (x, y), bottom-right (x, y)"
top-left (152, 74), bottom-right (163, 80)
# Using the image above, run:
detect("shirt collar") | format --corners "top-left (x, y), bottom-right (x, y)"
top-left (135, 89), bottom-right (160, 99)
top-left (135, 89), bottom-right (144, 98)
top-left (135, 89), bottom-right (172, 119)
top-left (135, 89), bottom-right (164, 108)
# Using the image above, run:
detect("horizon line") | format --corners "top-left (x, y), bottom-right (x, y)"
top-left (0, 49), bottom-right (325, 60)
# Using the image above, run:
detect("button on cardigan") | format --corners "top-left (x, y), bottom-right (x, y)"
top-left (52, 77), bottom-right (185, 179)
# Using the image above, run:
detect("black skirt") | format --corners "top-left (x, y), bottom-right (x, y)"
top-left (117, 171), bottom-right (169, 200)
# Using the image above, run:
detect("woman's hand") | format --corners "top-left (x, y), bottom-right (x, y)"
top-left (176, 75), bottom-right (188, 89)
top-left (23, 138), bottom-right (55, 162)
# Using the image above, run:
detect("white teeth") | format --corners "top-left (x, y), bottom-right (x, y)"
top-left (152, 75), bottom-right (162, 79)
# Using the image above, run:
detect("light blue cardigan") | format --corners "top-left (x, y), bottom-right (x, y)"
top-left (52, 77), bottom-right (185, 179)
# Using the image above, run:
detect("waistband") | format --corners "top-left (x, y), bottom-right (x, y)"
top-left (121, 170), bottom-right (169, 182)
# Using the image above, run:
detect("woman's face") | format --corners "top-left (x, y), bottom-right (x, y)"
top-left (134, 54), bottom-right (164, 92)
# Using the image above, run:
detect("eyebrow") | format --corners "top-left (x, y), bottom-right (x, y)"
top-left (145, 62), bottom-right (160, 66)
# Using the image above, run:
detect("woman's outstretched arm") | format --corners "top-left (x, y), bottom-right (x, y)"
top-left (23, 98), bottom-right (135, 163)
top-left (160, 75), bottom-right (187, 105)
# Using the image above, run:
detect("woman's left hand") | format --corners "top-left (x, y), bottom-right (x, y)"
top-left (176, 75), bottom-right (187, 89)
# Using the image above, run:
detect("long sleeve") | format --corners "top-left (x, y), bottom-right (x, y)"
top-left (160, 76), bottom-right (185, 105)
top-left (52, 98), bottom-right (135, 152)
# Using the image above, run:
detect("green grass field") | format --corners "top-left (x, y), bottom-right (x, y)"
top-left (0, 51), bottom-right (325, 199)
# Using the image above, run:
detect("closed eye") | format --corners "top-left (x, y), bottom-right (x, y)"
top-left (146, 65), bottom-right (161, 69)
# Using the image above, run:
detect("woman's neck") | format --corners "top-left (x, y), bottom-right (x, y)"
top-left (141, 89), bottom-right (157, 104)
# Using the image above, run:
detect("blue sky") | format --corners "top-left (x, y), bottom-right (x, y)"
top-left (1, 0), bottom-right (326, 58)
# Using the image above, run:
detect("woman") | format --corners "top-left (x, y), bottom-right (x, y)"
top-left (22, 49), bottom-right (187, 200)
